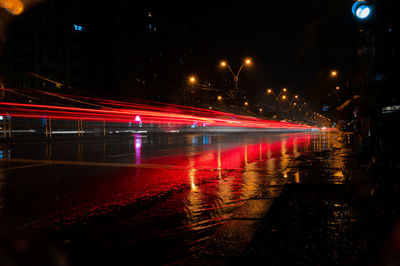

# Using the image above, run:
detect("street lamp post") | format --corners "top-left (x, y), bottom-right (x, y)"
top-left (267, 87), bottom-right (287, 102)
top-left (287, 95), bottom-right (299, 106)
top-left (284, 95), bottom-right (299, 120)
top-left (297, 102), bottom-right (307, 112)
top-left (351, 0), bottom-right (374, 134)
top-left (185, 75), bottom-right (196, 105)
top-left (220, 58), bottom-right (251, 109)
top-left (292, 101), bottom-right (307, 121)
top-left (266, 88), bottom-right (287, 118)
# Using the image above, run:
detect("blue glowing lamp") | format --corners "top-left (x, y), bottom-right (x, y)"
top-left (352, 1), bottom-right (371, 19)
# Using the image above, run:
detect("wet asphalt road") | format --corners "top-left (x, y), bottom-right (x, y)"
top-left (0, 131), bottom-right (352, 265)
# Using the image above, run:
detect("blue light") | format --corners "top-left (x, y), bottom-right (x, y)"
top-left (352, 1), bottom-right (371, 19)
top-left (191, 121), bottom-right (198, 128)
top-left (73, 24), bottom-right (84, 31)
top-left (356, 5), bottom-right (370, 19)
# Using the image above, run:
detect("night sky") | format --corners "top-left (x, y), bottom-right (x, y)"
top-left (154, 0), bottom-right (362, 107)
top-left (1, 0), bottom-right (396, 110)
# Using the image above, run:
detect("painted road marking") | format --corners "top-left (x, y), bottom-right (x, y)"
top-left (107, 152), bottom-right (135, 158)
top-left (0, 158), bottom-right (191, 170)
top-left (0, 163), bottom-right (49, 172)
top-left (0, 158), bottom-right (271, 171)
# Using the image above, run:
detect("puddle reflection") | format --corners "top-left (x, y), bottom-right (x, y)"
top-left (0, 131), bottom-right (354, 261)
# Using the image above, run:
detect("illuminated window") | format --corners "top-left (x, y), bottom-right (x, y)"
top-left (73, 24), bottom-right (84, 31)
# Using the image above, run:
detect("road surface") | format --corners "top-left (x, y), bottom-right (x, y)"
top-left (0, 131), bottom-right (350, 265)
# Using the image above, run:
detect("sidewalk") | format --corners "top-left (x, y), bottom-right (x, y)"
top-left (190, 136), bottom-right (400, 265)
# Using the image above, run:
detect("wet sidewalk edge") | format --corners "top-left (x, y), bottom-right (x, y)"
top-left (187, 160), bottom-right (400, 265)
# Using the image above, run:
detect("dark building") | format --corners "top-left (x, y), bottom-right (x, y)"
top-left (0, 0), bottom-right (209, 104)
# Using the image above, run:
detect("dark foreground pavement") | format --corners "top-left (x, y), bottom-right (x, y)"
top-left (191, 145), bottom-right (400, 265)
top-left (1, 132), bottom-right (399, 265)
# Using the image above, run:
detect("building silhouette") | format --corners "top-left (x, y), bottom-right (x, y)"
top-left (0, 0), bottom-right (208, 104)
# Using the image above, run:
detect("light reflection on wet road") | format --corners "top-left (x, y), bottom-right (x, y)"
top-left (0, 131), bottom-right (352, 264)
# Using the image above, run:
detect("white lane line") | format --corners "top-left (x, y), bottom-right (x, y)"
top-left (107, 153), bottom-right (135, 158)
top-left (0, 163), bottom-right (49, 171)
top-left (0, 158), bottom-right (266, 171)
top-left (0, 158), bottom-right (200, 170)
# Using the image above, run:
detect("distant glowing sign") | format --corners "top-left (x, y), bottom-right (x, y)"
top-left (73, 24), bottom-right (84, 31)
top-left (135, 115), bottom-right (142, 127)
top-left (382, 105), bottom-right (400, 114)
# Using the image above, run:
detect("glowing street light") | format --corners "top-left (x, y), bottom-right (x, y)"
top-left (281, 94), bottom-right (296, 103)
top-left (0, 0), bottom-right (23, 15)
top-left (296, 102), bottom-right (307, 112)
top-left (217, 95), bottom-right (222, 101)
top-left (330, 70), bottom-right (337, 77)
top-left (189, 76), bottom-right (196, 83)
top-left (287, 95), bottom-right (299, 105)
top-left (267, 88), bottom-right (290, 119)
top-left (352, 1), bottom-right (371, 19)
top-left (220, 58), bottom-right (252, 109)
top-left (244, 101), bottom-right (249, 106)
top-left (184, 75), bottom-right (197, 105)
top-left (267, 88), bottom-right (287, 102)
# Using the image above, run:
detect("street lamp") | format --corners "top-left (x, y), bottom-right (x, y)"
top-left (267, 88), bottom-right (289, 118)
top-left (266, 88), bottom-right (287, 102)
top-left (220, 58), bottom-right (252, 109)
top-left (330, 70), bottom-right (338, 77)
top-left (189, 76), bottom-right (196, 83)
top-left (0, 0), bottom-right (24, 15)
top-left (288, 95), bottom-right (299, 105)
top-left (281, 94), bottom-right (300, 119)
top-left (185, 75), bottom-right (197, 105)
top-left (352, 1), bottom-right (372, 19)
top-left (295, 102), bottom-right (307, 112)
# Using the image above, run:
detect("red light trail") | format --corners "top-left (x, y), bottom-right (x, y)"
top-left (0, 89), bottom-right (316, 131)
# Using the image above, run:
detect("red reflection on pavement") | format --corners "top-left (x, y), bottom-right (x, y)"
top-left (25, 133), bottom-right (312, 230)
